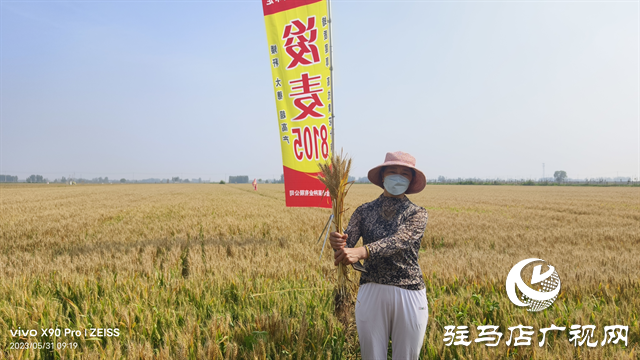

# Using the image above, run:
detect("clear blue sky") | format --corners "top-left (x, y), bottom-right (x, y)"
top-left (1, 0), bottom-right (638, 181)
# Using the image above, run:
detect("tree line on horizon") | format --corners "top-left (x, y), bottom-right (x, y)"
top-left (1, 171), bottom-right (636, 185)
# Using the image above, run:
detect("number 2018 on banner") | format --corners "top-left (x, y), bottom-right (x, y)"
top-left (291, 125), bottom-right (329, 161)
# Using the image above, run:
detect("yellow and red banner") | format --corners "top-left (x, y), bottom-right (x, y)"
top-left (263, 0), bottom-right (333, 208)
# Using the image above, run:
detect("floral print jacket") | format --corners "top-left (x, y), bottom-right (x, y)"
top-left (345, 194), bottom-right (428, 290)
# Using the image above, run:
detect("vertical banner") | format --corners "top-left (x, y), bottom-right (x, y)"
top-left (263, 0), bottom-right (333, 208)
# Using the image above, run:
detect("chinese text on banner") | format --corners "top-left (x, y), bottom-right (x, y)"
top-left (263, 0), bottom-right (333, 208)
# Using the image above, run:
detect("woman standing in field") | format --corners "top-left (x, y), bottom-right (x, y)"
top-left (329, 151), bottom-right (429, 360)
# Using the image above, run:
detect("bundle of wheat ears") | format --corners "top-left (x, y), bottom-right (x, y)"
top-left (316, 150), bottom-right (356, 322)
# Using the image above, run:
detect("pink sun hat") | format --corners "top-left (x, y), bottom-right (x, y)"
top-left (367, 151), bottom-right (427, 194)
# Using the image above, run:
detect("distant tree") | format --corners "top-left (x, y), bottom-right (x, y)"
top-left (219, 180), bottom-right (225, 184)
top-left (437, 176), bottom-right (445, 183)
top-left (1, 175), bottom-right (18, 182)
top-left (553, 171), bottom-right (567, 183)
top-left (26, 175), bottom-right (44, 183)
top-left (120, 178), bottom-right (126, 183)
top-left (172, 177), bottom-right (180, 183)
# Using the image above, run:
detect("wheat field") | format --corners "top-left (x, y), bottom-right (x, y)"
top-left (0, 183), bottom-right (638, 359)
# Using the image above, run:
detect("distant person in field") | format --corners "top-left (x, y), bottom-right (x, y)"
top-left (329, 151), bottom-right (429, 360)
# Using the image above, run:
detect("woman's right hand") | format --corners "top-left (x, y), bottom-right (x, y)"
top-left (329, 232), bottom-right (348, 250)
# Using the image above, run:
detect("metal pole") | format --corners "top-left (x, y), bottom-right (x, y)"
top-left (327, 0), bottom-right (335, 155)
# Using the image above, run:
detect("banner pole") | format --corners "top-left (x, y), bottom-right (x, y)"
top-left (327, 0), bottom-right (335, 155)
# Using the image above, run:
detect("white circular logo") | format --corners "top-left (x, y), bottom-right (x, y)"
top-left (506, 258), bottom-right (561, 312)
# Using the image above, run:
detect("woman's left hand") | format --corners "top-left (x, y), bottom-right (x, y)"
top-left (334, 247), bottom-right (367, 266)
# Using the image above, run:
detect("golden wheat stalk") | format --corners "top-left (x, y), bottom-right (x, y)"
top-left (316, 150), bottom-right (354, 298)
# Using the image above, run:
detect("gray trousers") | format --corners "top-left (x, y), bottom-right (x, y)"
top-left (355, 283), bottom-right (429, 360)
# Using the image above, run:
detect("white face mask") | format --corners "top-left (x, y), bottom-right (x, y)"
top-left (383, 174), bottom-right (410, 195)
